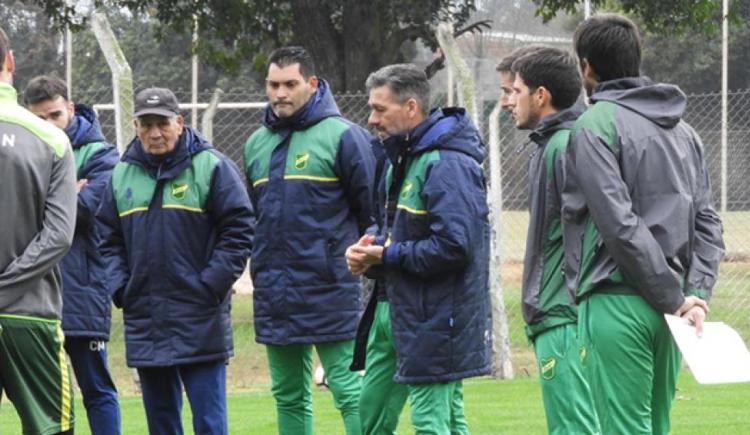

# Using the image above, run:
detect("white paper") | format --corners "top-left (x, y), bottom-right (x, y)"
top-left (664, 314), bottom-right (750, 384)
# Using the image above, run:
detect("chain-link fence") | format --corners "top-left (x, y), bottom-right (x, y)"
top-left (73, 86), bottom-right (750, 392)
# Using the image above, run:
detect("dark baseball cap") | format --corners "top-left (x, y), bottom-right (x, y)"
top-left (134, 87), bottom-right (181, 118)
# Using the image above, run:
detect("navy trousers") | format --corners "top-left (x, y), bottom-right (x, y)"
top-left (137, 360), bottom-right (227, 435)
top-left (65, 336), bottom-right (121, 435)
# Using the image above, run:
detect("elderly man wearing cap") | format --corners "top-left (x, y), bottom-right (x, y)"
top-left (96, 87), bottom-right (254, 435)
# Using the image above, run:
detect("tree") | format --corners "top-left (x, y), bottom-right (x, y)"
top-left (29, 0), bottom-right (744, 92)
top-left (68, 8), bottom-right (262, 98)
top-left (31, 0), bottom-right (479, 92)
top-left (1, 1), bottom-right (64, 93)
top-left (641, 0), bottom-right (750, 94)
top-left (534, 0), bottom-right (735, 34)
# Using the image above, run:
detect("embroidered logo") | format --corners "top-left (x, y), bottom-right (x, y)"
top-left (171, 182), bottom-right (189, 200)
top-left (400, 180), bottom-right (414, 199)
top-left (580, 345), bottom-right (588, 364)
top-left (295, 152), bottom-right (309, 170)
top-left (540, 357), bottom-right (556, 380)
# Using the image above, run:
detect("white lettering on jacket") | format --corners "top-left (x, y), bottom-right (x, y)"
top-left (1, 134), bottom-right (14, 147)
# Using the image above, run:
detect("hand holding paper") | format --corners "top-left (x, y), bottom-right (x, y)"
top-left (665, 314), bottom-right (750, 384)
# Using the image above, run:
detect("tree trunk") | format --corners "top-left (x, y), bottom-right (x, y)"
top-left (288, 0), bottom-right (345, 91)
top-left (341, 0), bottom-right (382, 92)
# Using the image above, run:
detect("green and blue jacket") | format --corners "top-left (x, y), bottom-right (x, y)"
top-left (244, 80), bottom-right (375, 345)
top-left (60, 104), bottom-right (119, 339)
top-left (97, 127), bottom-right (254, 367)
top-left (360, 108), bottom-right (492, 384)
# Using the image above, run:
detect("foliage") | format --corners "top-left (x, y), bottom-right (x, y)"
top-left (641, 0), bottom-right (750, 93)
top-left (27, 0), bottom-right (478, 91)
top-left (534, 0), bottom-right (738, 34)
top-left (0, 1), bottom-right (64, 92)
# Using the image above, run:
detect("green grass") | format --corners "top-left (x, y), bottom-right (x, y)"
top-left (4, 210), bottom-right (747, 432)
top-left (2, 372), bottom-right (748, 434)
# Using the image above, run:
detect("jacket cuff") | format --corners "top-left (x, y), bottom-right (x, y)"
top-left (685, 287), bottom-right (709, 301)
top-left (382, 243), bottom-right (401, 267)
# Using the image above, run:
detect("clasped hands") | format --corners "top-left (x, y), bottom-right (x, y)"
top-left (345, 235), bottom-right (384, 276)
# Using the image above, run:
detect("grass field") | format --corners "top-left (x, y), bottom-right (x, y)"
top-left (2, 210), bottom-right (748, 432)
top-left (2, 372), bottom-right (748, 434)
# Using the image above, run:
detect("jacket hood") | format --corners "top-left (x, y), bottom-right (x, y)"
top-left (66, 103), bottom-right (107, 148)
top-left (529, 104), bottom-right (584, 146)
top-left (382, 107), bottom-right (486, 165)
top-left (122, 126), bottom-right (212, 178)
top-left (263, 79), bottom-right (341, 131)
top-left (591, 77), bottom-right (686, 129)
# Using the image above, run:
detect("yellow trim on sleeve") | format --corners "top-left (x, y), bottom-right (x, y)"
top-left (162, 204), bottom-right (205, 213)
top-left (283, 175), bottom-right (339, 183)
top-left (396, 204), bottom-right (428, 215)
top-left (253, 177), bottom-right (269, 187)
top-left (118, 207), bottom-right (149, 218)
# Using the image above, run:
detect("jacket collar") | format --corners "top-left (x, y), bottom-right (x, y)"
top-left (0, 82), bottom-right (17, 105)
top-left (528, 104), bottom-right (584, 147)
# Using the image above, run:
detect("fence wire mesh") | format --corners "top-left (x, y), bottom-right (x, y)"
top-left (73, 86), bottom-right (750, 392)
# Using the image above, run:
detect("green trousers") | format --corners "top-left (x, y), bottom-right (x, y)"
top-left (579, 293), bottom-right (681, 435)
top-left (0, 315), bottom-right (75, 435)
top-left (360, 302), bottom-right (469, 435)
top-left (533, 323), bottom-right (600, 435)
top-left (266, 340), bottom-right (362, 435)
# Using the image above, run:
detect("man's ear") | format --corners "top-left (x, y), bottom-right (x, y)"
top-left (406, 98), bottom-right (420, 120)
top-left (536, 86), bottom-right (552, 108)
top-left (580, 58), bottom-right (598, 82)
top-left (4, 50), bottom-right (14, 74)
top-left (308, 75), bottom-right (319, 91)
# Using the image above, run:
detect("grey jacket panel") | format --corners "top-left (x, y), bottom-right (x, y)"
top-left (565, 77), bottom-right (724, 313)
top-left (0, 106), bottom-right (77, 319)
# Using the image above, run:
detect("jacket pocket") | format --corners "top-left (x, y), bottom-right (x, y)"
top-left (325, 238), bottom-right (337, 283)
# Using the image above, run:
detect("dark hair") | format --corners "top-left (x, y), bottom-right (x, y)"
top-left (496, 44), bottom-right (546, 73)
top-left (574, 13), bottom-right (641, 81)
top-left (365, 64), bottom-right (430, 115)
top-left (0, 26), bottom-right (9, 71)
top-left (511, 47), bottom-right (582, 110)
top-left (23, 75), bottom-right (69, 106)
top-left (268, 46), bottom-right (316, 78)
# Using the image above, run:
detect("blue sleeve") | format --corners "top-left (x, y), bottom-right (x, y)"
top-left (95, 178), bottom-right (129, 307)
top-left (382, 158), bottom-right (489, 278)
top-left (336, 126), bottom-right (377, 235)
top-left (200, 156), bottom-right (255, 301)
top-left (78, 144), bottom-right (119, 229)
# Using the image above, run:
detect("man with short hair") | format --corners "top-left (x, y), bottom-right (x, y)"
top-left (24, 75), bottom-right (121, 435)
top-left (506, 47), bottom-right (599, 434)
top-left (496, 45), bottom-right (544, 112)
top-left (97, 87), bottom-right (254, 435)
top-left (0, 27), bottom-right (78, 435)
top-left (347, 63), bottom-right (492, 434)
top-left (565, 14), bottom-right (724, 434)
top-left (243, 46), bottom-right (374, 435)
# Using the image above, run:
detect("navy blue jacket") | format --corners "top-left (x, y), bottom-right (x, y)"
top-left (97, 127), bottom-right (254, 367)
top-left (375, 108), bottom-right (492, 384)
top-left (60, 104), bottom-right (119, 339)
top-left (243, 80), bottom-right (375, 345)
